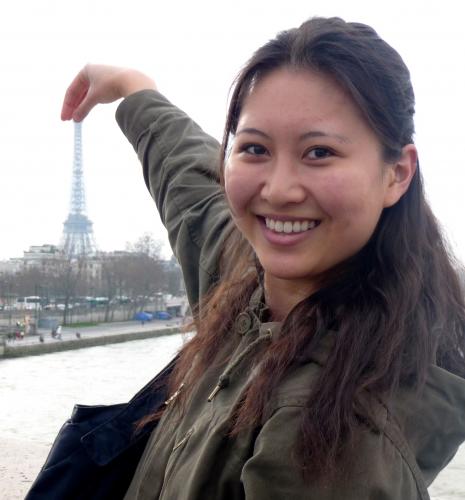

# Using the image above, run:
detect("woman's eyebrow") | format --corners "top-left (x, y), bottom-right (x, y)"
top-left (235, 127), bottom-right (270, 139)
top-left (299, 130), bottom-right (352, 144)
top-left (236, 127), bottom-right (351, 144)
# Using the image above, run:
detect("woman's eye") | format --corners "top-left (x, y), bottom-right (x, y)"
top-left (242, 144), bottom-right (268, 156)
top-left (306, 147), bottom-right (333, 160)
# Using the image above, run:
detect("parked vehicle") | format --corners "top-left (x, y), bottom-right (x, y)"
top-left (152, 311), bottom-right (172, 320)
top-left (55, 303), bottom-right (73, 311)
top-left (15, 296), bottom-right (42, 310)
top-left (133, 311), bottom-right (153, 322)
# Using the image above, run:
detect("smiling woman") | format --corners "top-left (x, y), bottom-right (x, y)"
top-left (46, 15), bottom-right (465, 500)
top-left (224, 68), bottom-right (416, 315)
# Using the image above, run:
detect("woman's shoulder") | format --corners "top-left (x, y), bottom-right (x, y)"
top-left (265, 339), bottom-right (465, 495)
top-left (254, 377), bottom-right (429, 499)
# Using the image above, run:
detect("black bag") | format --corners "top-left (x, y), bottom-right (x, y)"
top-left (25, 357), bottom-right (176, 500)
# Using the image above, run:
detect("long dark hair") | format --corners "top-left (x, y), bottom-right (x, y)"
top-left (161, 17), bottom-right (465, 478)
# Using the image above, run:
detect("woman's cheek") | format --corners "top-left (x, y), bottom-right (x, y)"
top-left (313, 174), bottom-right (354, 214)
top-left (316, 172), bottom-right (368, 217)
top-left (317, 171), bottom-right (387, 247)
top-left (224, 164), bottom-right (258, 218)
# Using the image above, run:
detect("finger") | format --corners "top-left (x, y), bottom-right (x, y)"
top-left (60, 70), bottom-right (90, 120)
top-left (61, 87), bottom-right (88, 120)
top-left (71, 91), bottom-right (99, 122)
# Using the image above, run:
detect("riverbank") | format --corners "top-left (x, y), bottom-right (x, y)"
top-left (1, 320), bottom-right (182, 358)
top-left (1, 437), bottom-right (49, 499)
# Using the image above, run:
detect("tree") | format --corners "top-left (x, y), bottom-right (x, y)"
top-left (99, 253), bottom-right (127, 321)
top-left (164, 255), bottom-right (184, 296)
top-left (48, 256), bottom-right (86, 325)
top-left (125, 232), bottom-right (163, 259)
top-left (123, 233), bottom-right (166, 311)
top-left (11, 266), bottom-right (46, 298)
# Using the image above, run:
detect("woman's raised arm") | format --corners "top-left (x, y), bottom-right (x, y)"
top-left (115, 89), bottom-right (232, 309)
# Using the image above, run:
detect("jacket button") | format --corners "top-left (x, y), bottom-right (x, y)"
top-left (235, 312), bottom-right (252, 335)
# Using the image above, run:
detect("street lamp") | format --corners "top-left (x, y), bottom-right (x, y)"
top-left (90, 286), bottom-right (94, 323)
top-left (6, 280), bottom-right (12, 336)
top-left (34, 284), bottom-right (40, 335)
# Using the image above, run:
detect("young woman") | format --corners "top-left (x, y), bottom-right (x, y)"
top-left (62, 17), bottom-right (465, 500)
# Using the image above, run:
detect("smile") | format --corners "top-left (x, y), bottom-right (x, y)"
top-left (265, 217), bottom-right (319, 234)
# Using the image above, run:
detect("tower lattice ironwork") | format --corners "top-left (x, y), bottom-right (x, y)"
top-left (61, 121), bottom-right (97, 257)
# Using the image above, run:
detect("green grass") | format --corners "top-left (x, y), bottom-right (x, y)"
top-left (66, 321), bottom-right (99, 328)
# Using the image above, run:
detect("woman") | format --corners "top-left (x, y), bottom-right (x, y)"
top-left (62, 17), bottom-right (465, 500)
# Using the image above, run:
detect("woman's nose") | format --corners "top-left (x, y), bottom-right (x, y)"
top-left (260, 161), bottom-right (306, 206)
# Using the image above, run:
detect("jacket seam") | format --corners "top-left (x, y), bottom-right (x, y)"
top-left (382, 413), bottom-right (430, 500)
top-left (368, 395), bottom-right (430, 499)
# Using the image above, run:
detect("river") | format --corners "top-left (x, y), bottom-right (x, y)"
top-left (0, 334), bottom-right (463, 499)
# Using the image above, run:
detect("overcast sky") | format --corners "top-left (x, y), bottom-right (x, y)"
top-left (1, 0), bottom-right (464, 263)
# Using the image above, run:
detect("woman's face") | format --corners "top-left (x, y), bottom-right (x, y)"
top-left (224, 68), bottom-right (407, 294)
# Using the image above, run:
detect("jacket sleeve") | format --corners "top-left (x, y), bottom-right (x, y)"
top-left (115, 90), bottom-right (233, 309)
top-left (240, 405), bottom-right (428, 500)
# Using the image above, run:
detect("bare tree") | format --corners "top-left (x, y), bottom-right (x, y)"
top-left (49, 256), bottom-right (86, 325)
top-left (11, 266), bottom-right (47, 298)
top-left (122, 233), bottom-right (166, 312)
top-left (164, 255), bottom-right (184, 296)
top-left (125, 233), bottom-right (163, 258)
top-left (99, 253), bottom-right (127, 321)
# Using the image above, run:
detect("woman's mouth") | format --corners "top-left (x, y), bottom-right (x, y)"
top-left (264, 217), bottom-right (320, 234)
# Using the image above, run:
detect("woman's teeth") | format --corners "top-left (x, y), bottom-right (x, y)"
top-left (265, 217), bottom-right (318, 233)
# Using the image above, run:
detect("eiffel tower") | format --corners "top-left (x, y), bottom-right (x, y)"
top-left (61, 121), bottom-right (97, 257)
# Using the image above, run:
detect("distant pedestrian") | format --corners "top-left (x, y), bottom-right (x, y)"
top-left (15, 322), bottom-right (22, 340)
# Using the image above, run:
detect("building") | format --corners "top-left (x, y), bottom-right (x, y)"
top-left (22, 244), bottom-right (62, 270)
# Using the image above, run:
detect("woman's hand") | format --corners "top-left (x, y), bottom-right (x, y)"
top-left (61, 64), bottom-right (157, 122)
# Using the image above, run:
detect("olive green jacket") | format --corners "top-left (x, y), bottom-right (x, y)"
top-left (116, 90), bottom-right (465, 500)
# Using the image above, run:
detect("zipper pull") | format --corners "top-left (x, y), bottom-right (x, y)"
top-left (207, 375), bottom-right (230, 402)
top-left (164, 382), bottom-right (185, 406)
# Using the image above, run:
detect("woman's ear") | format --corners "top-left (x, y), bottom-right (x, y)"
top-left (383, 144), bottom-right (418, 208)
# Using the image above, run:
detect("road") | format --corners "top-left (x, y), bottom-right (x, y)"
top-left (5, 318), bottom-right (183, 347)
